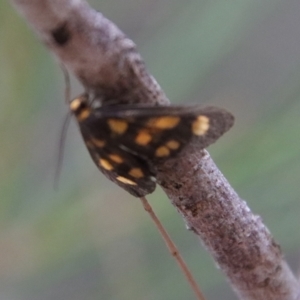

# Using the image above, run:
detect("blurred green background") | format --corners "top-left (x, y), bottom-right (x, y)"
top-left (1, 0), bottom-right (300, 299)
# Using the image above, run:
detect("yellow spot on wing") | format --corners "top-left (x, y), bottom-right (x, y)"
top-left (108, 119), bottom-right (128, 134)
top-left (99, 159), bottom-right (113, 171)
top-left (192, 115), bottom-right (210, 136)
top-left (155, 146), bottom-right (170, 157)
top-left (109, 154), bottom-right (123, 164)
top-left (91, 138), bottom-right (106, 148)
top-left (135, 130), bottom-right (152, 145)
top-left (129, 168), bottom-right (144, 178)
top-left (147, 116), bottom-right (180, 129)
top-left (165, 140), bottom-right (180, 150)
top-left (116, 176), bottom-right (137, 185)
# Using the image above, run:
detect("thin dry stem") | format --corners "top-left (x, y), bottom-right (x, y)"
top-left (140, 196), bottom-right (206, 300)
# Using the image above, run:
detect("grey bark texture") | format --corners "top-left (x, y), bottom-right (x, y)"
top-left (11, 0), bottom-right (300, 299)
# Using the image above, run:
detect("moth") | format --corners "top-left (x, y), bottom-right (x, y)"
top-left (70, 94), bottom-right (234, 197)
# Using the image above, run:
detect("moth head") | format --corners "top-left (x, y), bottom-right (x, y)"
top-left (70, 94), bottom-right (91, 121)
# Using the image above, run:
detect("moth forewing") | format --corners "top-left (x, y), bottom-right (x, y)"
top-left (70, 95), bottom-right (234, 196)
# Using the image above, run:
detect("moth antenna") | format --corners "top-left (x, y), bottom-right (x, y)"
top-left (60, 63), bottom-right (71, 104)
top-left (54, 112), bottom-right (72, 190)
top-left (53, 63), bottom-right (73, 190)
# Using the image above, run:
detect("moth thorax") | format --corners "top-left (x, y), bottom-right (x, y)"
top-left (70, 97), bottom-right (91, 121)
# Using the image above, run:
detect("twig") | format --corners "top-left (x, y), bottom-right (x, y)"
top-left (140, 196), bottom-right (206, 300)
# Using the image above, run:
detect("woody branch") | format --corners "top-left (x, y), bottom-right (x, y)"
top-left (11, 0), bottom-right (300, 299)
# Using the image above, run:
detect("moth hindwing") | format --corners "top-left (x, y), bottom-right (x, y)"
top-left (70, 94), bottom-right (234, 197)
